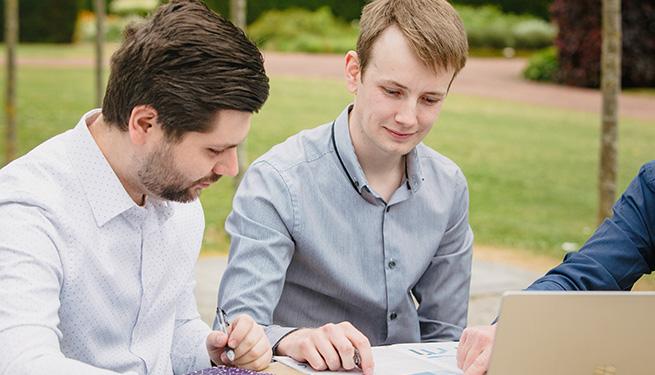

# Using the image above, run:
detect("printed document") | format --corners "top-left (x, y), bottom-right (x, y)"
top-left (274, 341), bottom-right (462, 375)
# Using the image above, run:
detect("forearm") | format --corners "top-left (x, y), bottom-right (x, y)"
top-left (0, 327), bottom-right (135, 375)
top-left (171, 318), bottom-right (212, 374)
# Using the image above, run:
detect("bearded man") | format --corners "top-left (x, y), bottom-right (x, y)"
top-left (0, 1), bottom-right (271, 374)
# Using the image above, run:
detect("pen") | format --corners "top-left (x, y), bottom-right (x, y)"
top-left (353, 348), bottom-right (361, 368)
top-left (216, 308), bottom-right (236, 362)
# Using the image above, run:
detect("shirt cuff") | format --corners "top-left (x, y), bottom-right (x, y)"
top-left (265, 325), bottom-right (300, 354)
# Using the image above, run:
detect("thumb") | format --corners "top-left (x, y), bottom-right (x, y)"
top-left (206, 331), bottom-right (229, 351)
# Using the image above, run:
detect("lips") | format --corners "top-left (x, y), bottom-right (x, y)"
top-left (384, 127), bottom-right (415, 140)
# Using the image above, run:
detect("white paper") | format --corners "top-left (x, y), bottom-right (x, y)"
top-left (274, 341), bottom-right (463, 375)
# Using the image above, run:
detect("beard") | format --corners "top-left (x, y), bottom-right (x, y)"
top-left (137, 142), bottom-right (220, 203)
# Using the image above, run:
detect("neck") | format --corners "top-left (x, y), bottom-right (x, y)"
top-left (348, 113), bottom-right (405, 201)
top-left (87, 113), bottom-right (146, 206)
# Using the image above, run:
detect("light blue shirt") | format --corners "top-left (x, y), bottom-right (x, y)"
top-left (0, 110), bottom-right (211, 375)
top-left (218, 105), bottom-right (473, 347)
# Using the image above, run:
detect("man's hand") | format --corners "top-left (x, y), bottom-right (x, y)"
top-left (206, 314), bottom-right (272, 371)
top-left (457, 324), bottom-right (496, 375)
top-left (276, 322), bottom-right (374, 375)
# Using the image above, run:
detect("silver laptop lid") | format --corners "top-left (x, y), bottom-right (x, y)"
top-left (488, 291), bottom-right (655, 375)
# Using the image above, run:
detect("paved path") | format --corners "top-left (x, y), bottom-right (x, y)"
top-left (262, 52), bottom-right (654, 122)
top-left (193, 254), bottom-right (542, 328)
top-left (7, 52), bottom-right (653, 121)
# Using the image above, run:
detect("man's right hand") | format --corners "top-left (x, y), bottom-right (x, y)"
top-left (457, 324), bottom-right (497, 375)
top-left (276, 322), bottom-right (374, 375)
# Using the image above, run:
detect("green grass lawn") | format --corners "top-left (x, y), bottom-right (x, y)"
top-left (1, 64), bottom-right (653, 259)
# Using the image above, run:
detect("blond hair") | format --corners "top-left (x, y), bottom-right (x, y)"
top-left (356, 0), bottom-right (468, 76)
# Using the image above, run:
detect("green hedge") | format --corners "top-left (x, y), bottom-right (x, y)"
top-left (456, 5), bottom-right (555, 50)
top-left (0, 0), bottom-right (79, 43)
top-left (523, 47), bottom-right (559, 82)
top-left (452, 0), bottom-right (552, 20)
top-left (248, 6), bottom-right (357, 54)
top-left (203, 0), bottom-right (366, 24)
top-left (248, 4), bottom-right (555, 54)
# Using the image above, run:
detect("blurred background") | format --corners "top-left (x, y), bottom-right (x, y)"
top-left (1, 0), bottom-right (654, 285)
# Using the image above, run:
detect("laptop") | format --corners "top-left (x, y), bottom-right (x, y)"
top-left (487, 291), bottom-right (655, 375)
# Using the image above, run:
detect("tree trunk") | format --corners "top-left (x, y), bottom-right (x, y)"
top-left (231, 0), bottom-right (248, 188)
top-left (4, 0), bottom-right (18, 165)
top-left (597, 0), bottom-right (622, 224)
top-left (95, 0), bottom-right (106, 108)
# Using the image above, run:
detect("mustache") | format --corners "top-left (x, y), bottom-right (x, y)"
top-left (195, 173), bottom-right (221, 185)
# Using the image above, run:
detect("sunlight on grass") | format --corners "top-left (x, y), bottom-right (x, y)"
top-left (1, 65), bottom-right (652, 259)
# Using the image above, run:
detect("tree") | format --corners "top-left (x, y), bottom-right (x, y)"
top-left (95, 0), bottom-right (106, 107)
top-left (598, 0), bottom-right (621, 223)
top-left (231, 0), bottom-right (248, 188)
top-left (4, 0), bottom-right (17, 165)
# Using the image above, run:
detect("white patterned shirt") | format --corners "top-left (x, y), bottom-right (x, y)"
top-left (0, 110), bottom-right (211, 375)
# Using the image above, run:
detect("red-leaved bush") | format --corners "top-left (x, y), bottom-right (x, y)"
top-left (550, 0), bottom-right (655, 88)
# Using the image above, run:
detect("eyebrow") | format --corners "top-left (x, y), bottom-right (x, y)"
top-left (380, 79), bottom-right (446, 97)
top-left (208, 143), bottom-right (239, 150)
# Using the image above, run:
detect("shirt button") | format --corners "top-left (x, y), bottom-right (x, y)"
top-left (390, 312), bottom-right (398, 320)
top-left (388, 260), bottom-right (396, 269)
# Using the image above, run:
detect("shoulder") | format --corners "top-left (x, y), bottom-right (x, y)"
top-left (0, 131), bottom-right (76, 209)
top-left (638, 161), bottom-right (655, 189)
top-left (416, 144), bottom-right (467, 188)
top-left (253, 123), bottom-right (332, 173)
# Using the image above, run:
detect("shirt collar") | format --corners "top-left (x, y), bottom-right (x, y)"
top-left (332, 104), bottom-right (424, 195)
top-left (66, 109), bottom-right (174, 227)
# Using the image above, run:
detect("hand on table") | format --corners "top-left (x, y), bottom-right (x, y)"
top-left (276, 322), bottom-right (374, 375)
top-left (456, 324), bottom-right (496, 375)
top-left (206, 314), bottom-right (272, 371)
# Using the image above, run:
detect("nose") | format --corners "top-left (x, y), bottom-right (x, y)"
top-left (394, 99), bottom-right (418, 127)
top-left (212, 147), bottom-right (239, 177)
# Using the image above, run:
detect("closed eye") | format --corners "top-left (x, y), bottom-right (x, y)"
top-left (423, 96), bottom-right (442, 105)
top-left (382, 87), bottom-right (402, 97)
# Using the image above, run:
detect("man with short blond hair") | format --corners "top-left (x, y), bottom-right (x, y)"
top-left (218, 0), bottom-right (473, 373)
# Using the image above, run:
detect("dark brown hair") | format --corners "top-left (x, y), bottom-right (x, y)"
top-left (102, 0), bottom-right (269, 140)
top-left (357, 0), bottom-right (468, 77)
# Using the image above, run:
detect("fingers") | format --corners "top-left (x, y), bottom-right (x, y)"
top-left (456, 324), bottom-right (496, 374)
top-left (205, 331), bottom-right (229, 365)
top-left (457, 329), bottom-right (470, 368)
top-left (464, 347), bottom-right (492, 375)
top-left (226, 314), bottom-right (255, 352)
top-left (210, 314), bottom-right (272, 371)
top-left (275, 322), bottom-right (374, 374)
top-left (234, 334), bottom-right (273, 371)
top-left (341, 324), bottom-right (373, 374)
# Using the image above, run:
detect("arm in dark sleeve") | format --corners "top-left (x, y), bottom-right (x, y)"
top-left (528, 162), bottom-right (655, 291)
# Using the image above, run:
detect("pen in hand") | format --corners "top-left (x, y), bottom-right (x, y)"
top-left (216, 308), bottom-right (236, 363)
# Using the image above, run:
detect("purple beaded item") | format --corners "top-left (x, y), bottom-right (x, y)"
top-left (185, 366), bottom-right (272, 375)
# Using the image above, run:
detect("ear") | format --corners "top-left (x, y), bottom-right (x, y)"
top-left (345, 51), bottom-right (361, 94)
top-left (127, 105), bottom-right (159, 146)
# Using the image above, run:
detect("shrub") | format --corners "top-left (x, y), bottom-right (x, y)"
top-left (513, 19), bottom-right (557, 50)
top-left (452, 0), bottom-right (552, 20)
top-left (523, 47), bottom-right (559, 82)
top-left (204, 0), bottom-right (366, 24)
top-left (75, 10), bottom-right (144, 43)
top-left (248, 7), bottom-right (358, 54)
top-left (0, 0), bottom-right (79, 43)
top-left (456, 5), bottom-right (555, 50)
top-left (551, 0), bottom-right (655, 88)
